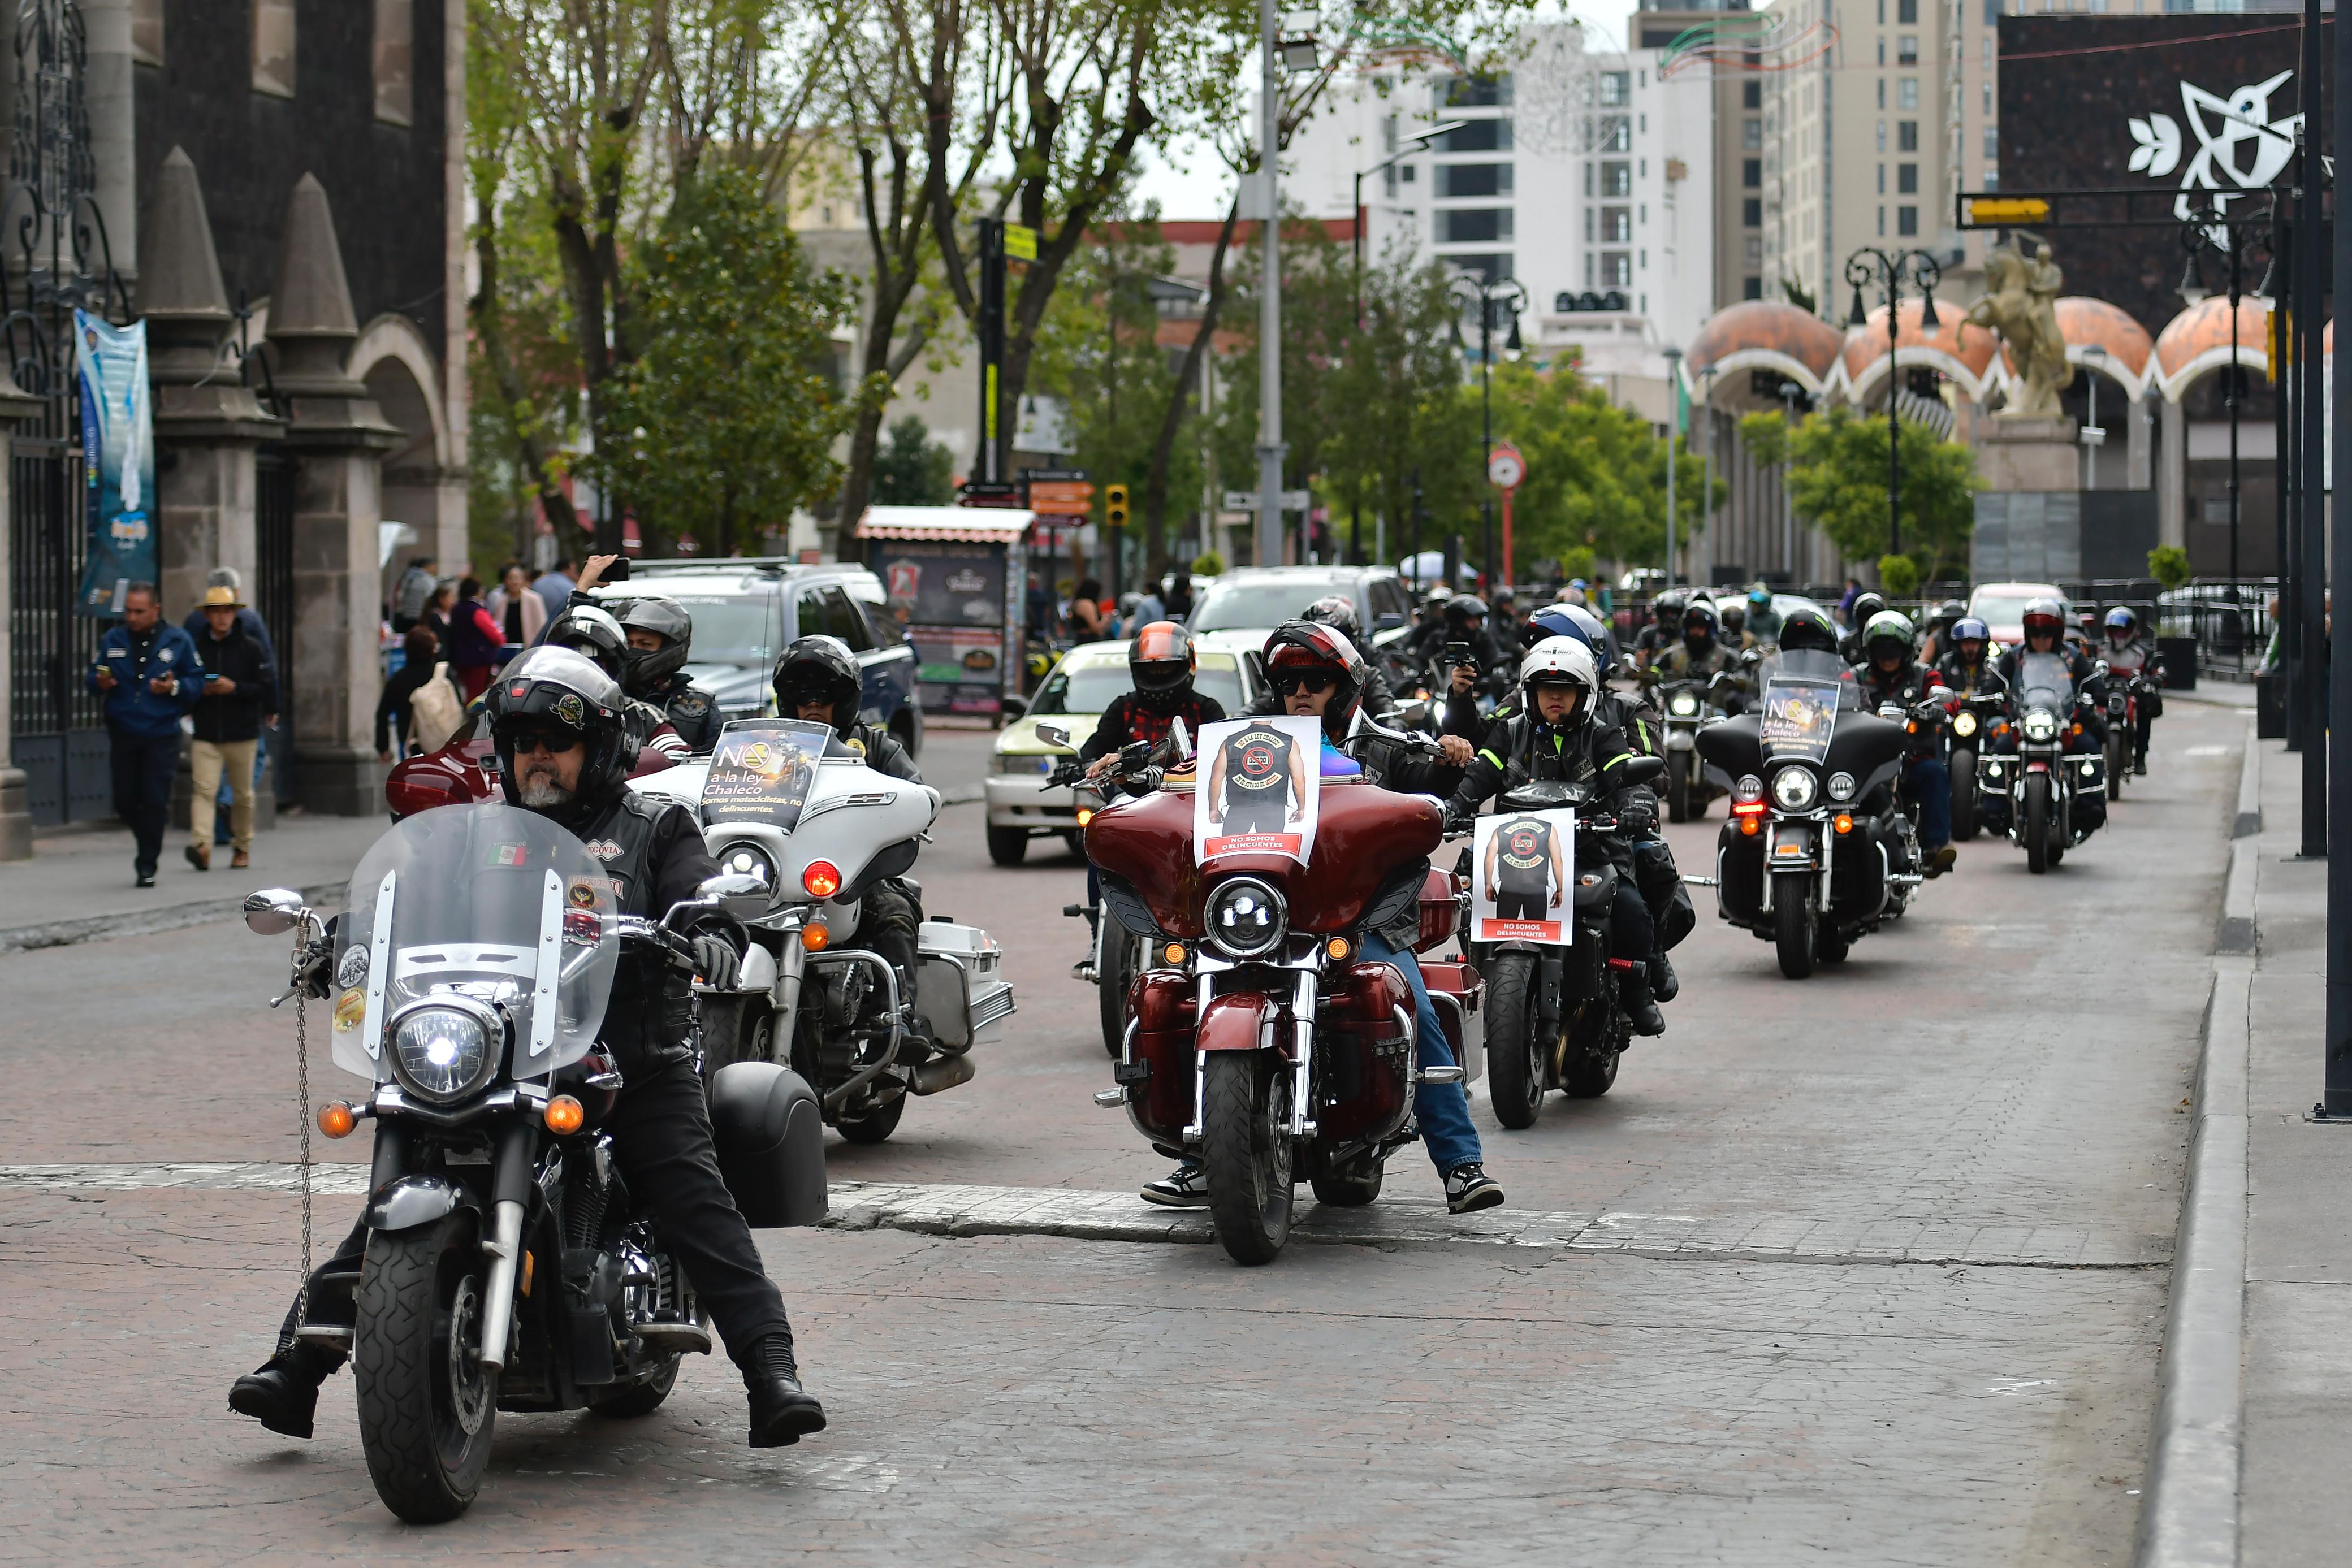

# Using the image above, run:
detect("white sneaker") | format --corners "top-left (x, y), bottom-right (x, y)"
top-left (1140, 1160), bottom-right (1209, 1207)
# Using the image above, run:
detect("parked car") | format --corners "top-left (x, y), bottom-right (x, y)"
top-left (1182, 565), bottom-right (1418, 666)
top-left (2156, 582), bottom-right (2267, 659)
top-left (591, 558), bottom-right (921, 755)
top-left (983, 639), bottom-right (1260, 864)
top-left (1965, 582), bottom-right (2071, 647)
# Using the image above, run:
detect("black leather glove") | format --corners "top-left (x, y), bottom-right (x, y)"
top-left (1441, 800), bottom-right (1476, 837)
top-left (1617, 795), bottom-right (1658, 839)
top-left (690, 932), bottom-right (742, 991)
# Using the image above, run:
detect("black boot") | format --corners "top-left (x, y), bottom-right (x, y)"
top-left (1618, 967), bottom-right (1666, 1037)
top-left (745, 1334), bottom-right (826, 1448)
top-left (228, 1343), bottom-right (338, 1439)
top-left (1649, 950), bottom-right (1678, 1004)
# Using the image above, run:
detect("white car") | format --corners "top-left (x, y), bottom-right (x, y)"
top-left (984, 640), bottom-right (1260, 865)
top-left (1183, 565), bottom-right (1418, 668)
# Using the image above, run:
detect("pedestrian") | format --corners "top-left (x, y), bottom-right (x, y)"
top-left (186, 584), bottom-right (276, 871)
top-left (87, 582), bottom-right (201, 887)
top-left (1069, 577), bottom-right (1108, 642)
top-left (391, 556), bottom-right (436, 632)
top-left (179, 568), bottom-right (280, 845)
top-left (446, 575), bottom-right (508, 699)
top-left (1164, 568), bottom-right (1194, 622)
top-left (1838, 575), bottom-right (1863, 623)
top-left (375, 627), bottom-right (465, 761)
top-left (532, 556), bottom-right (577, 618)
top-left (486, 561), bottom-right (547, 646)
top-left (419, 578), bottom-right (456, 647)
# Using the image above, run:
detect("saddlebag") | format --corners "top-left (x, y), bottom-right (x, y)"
top-left (708, 1062), bottom-right (829, 1228)
top-left (1125, 973), bottom-right (1197, 1144)
top-left (1317, 962), bottom-right (1417, 1146)
top-left (1419, 960), bottom-right (1485, 1084)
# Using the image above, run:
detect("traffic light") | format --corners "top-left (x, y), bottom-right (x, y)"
top-left (1105, 483), bottom-right (1130, 529)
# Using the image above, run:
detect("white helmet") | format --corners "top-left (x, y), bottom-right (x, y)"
top-left (1520, 635), bottom-right (1599, 725)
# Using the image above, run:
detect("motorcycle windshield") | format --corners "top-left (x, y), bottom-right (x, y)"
top-left (332, 803), bottom-right (620, 1082)
top-left (1757, 649), bottom-right (1849, 765)
top-left (2017, 653), bottom-right (2075, 713)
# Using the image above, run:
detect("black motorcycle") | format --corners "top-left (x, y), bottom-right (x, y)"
top-left (1654, 670), bottom-right (1743, 821)
top-left (1696, 649), bottom-right (1916, 978)
top-left (243, 803), bottom-right (827, 1522)
top-left (1942, 689), bottom-right (2007, 841)
top-left (1472, 760), bottom-right (1666, 1127)
top-left (1977, 652), bottom-right (2107, 873)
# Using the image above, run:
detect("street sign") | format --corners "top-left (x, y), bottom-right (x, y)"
top-left (1028, 479), bottom-right (1095, 516)
top-left (1004, 223), bottom-right (1039, 262)
top-left (1487, 443), bottom-right (1526, 491)
top-left (957, 479), bottom-right (1026, 509)
top-left (1221, 490), bottom-right (1311, 512)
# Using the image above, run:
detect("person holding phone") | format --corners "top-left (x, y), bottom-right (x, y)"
top-left (87, 582), bottom-right (202, 886)
top-left (186, 584), bottom-right (279, 870)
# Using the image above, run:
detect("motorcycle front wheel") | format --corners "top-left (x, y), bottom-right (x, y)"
top-left (1666, 753), bottom-right (1692, 822)
top-left (1203, 1052), bottom-right (1295, 1265)
top-left (1773, 878), bottom-right (1815, 980)
top-left (1098, 928), bottom-right (1139, 1058)
top-left (1950, 747), bottom-right (1978, 840)
top-left (353, 1210), bottom-right (498, 1523)
top-left (2024, 772), bottom-right (2052, 874)
top-left (1482, 952), bottom-right (1545, 1128)
top-left (2106, 728), bottom-right (2128, 801)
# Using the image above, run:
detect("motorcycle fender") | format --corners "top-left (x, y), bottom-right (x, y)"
top-left (364, 1173), bottom-right (478, 1235)
top-left (738, 943), bottom-right (779, 995)
top-left (1195, 990), bottom-right (1283, 1053)
top-left (1767, 819), bottom-right (1817, 872)
top-left (708, 1062), bottom-right (829, 1228)
top-left (1665, 728), bottom-right (1696, 752)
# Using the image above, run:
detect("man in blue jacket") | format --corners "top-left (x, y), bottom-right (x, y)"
top-left (88, 582), bottom-right (201, 886)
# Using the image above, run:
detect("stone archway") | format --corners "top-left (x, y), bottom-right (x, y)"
top-left (350, 313), bottom-right (461, 587)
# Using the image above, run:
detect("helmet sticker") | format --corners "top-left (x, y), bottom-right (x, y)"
top-left (554, 692), bottom-right (585, 726)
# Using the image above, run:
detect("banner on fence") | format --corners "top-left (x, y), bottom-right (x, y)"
top-left (73, 311), bottom-right (155, 617)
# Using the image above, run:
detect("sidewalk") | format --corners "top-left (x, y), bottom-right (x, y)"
top-left (2141, 724), bottom-right (2351, 1566)
top-left (0, 811), bottom-right (387, 952)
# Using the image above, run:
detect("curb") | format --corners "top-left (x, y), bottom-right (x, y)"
top-left (0, 880), bottom-right (346, 955)
top-left (2218, 720), bottom-right (2261, 955)
top-left (2134, 726), bottom-right (2258, 1568)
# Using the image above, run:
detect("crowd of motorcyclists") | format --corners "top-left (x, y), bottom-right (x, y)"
top-left (229, 548), bottom-right (2173, 1502)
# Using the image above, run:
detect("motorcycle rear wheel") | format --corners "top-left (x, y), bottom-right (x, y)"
top-left (1950, 748), bottom-right (1978, 841)
top-left (1482, 952), bottom-right (1545, 1129)
top-left (1773, 878), bottom-right (1815, 980)
top-left (1202, 1052), bottom-right (1295, 1265)
top-left (353, 1210), bottom-right (497, 1523)
top-left (585, 1357), bottom-right (681, 1418)
top-left (1563, 1046), bottom-right (1620, 1098)
top-left (1309, 1151), bottom-right (1385, 1206)
top-left (834, 1088), bottom-right (907, 1144)
top-left (1817, 926), bottom-right (1851, 964)
top-left (2024, 772), bottom-right (2052, 874)
top-left (985, 825), bottom-right (1028, 866)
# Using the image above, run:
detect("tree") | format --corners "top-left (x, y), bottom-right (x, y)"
top-left (1773, 406), bottom-right (1980, 581)
top-left (586, 169), bottom-right (861, 555)
top-left (1484, 359), bottom-right (1714, 579)
top-left (872, 415), bottom-right (956, 504)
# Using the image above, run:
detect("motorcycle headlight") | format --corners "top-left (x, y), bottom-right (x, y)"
top-left (1953, 711), bottom-right (1978, 738)
top-left (2022, 708), bottom-right (2060, 743)
top-left (1827, 771), bottom-right (1857, 802)
top-left (716, 842), bottom-right (779, 895)
top-left (1670, 694), bottom-right (1700, 716)
top-left (390, 999), bottom-right (499, 1103)
top-left (1770, 766), bottom-right (1819, 811)
top-left (1203, 877), bottom-right (1287, 960)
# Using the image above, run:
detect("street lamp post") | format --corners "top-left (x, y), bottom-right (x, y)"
top-left (1254, 0), bottom-right (1284, 569)
top-left (1844, 246), bottom-right (1943, 562)
top-left (1662, 346), bottom-right (1683, 588)
top-left (2178, 210), bottom-right (2271, 587)
top-left (1451, 272), bottom-right (1528, 591)
top-left (1353, 120), bottom-right (1466, 330)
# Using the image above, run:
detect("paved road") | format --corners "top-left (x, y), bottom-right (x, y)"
top-left (0, 702), bottom-right (2246, 1562)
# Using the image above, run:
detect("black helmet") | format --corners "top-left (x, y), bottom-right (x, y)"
top-left (1721, 603), bottom-right (1748, 631)
top-left (1935, 598), bottom-right (1966, 626)
top-left (1263, 620), bottom-right (1365, 740)
top-left (1129, 620), bottom-right (1198, 707)
top-left (1653, 588), bottom-right (1688, 622)
top-left (544, 603), bottom-right (629, 685)
top-left (1681, 601), bottom-right (1719, 644)
top-left (1445, 594), bottom-right (1489, 629)
top-left (1302, 594), bottom-right (1362, 642)
top-left (1776, 604), bottom-right (1841, 655)
top-left (771, 635), bottom-right (863, 735)
top-left (1848, 591), bottom-right (1886, 629)
top-left (483, 645), bottom-right (635, 808)
top-left (615, 596), bottom-right (693, 692)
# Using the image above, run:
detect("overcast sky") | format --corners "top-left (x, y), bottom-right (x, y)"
top-left (1128, 1), bottom-right (1642, 220)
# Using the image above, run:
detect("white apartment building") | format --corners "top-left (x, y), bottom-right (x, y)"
top-left (1284, 21), bottom-right (1715, 393)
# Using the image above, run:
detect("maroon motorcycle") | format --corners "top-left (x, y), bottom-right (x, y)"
top-left (1083, 729), bottom-right (1481, 1264)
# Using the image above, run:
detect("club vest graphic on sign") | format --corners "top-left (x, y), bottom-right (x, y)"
top-left (700, 719), bottom-right (833, 829)
top-left (1471, 809), bottom-right (1576, 945)
top-left (1192, 716), bottom-right (1322, 863)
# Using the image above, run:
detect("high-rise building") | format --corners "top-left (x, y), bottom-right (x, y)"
top-left (1632, 2), bottom-right (1763, 307)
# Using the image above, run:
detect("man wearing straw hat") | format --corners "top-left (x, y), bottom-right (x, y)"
top-left (185, 583), bottom-right (277, 870)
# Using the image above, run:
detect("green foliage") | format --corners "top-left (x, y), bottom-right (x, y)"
top-left (1877, 553), bottom-right (1921, 597)
top-left (1737, 410), bottom-right (1792, 467)
top-left (2148, 544), bottom-right (2194, 590)
top-left (1188, 549), bottom-right (1226, 577)
top-left (872, 417), bottom-right (956, 506)
top-left (1553, 544), bottom-right (1598, 582)
top-left (585, 168), bottom-right (861, 554)
top-left (1782, 406), bottom-right (1981, 581)
top-left (1484, 360), bottom-right (1717, 578)
top-left (1780, 275), bottom-right (1819, 317)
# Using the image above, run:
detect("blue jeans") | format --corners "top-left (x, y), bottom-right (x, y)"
top-left (1360, 929), bottom-right (1484, 1176)
top-left (1905, 756), bottom-right (1951, 850)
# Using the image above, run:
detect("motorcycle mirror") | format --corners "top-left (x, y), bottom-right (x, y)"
top-left (1619, 755), bottom-right (1666, 787)
top-left (1034, 723), bottom-right (1073, 750)
top-left (243, 888), bottom-right (309, 936)
top-left (1168, 716), bottom-right (1192, 758)
top-left (692, 872), bottom-right (772, 919)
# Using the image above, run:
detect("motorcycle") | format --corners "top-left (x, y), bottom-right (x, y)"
top-left (1040, 736), bottom-right (1145, 1057)
top-left (240, 804), bottom-right (827, 1522)
top-left (1083, 713), bottom-right (1485, 1264)
top-left (1942, 689), bottom-right (2007, 841)
top-left (635, 743), bottom-right (1010, 1143)
top-left (1977, 652), bottom-right (2107, 874)
top-left (1472, 763), bottom-right (1667, 1129)
top-left (1696, 648), bottom-right (1917, 978)
top-left (2099, 652), bottom-right (2160, 798)
top-left (1654, 670), bottom-right (1740, 822)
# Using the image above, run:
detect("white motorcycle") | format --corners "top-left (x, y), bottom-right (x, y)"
top-left (632, 736), bottom-right (1013, 1143)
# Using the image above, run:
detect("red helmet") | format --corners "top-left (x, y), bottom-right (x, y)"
top-left (1263, 621), bottom-right (1365, 734)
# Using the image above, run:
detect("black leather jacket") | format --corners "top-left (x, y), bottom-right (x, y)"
top-left (836, 718), bottom-right (921, 782)
top-left (640, 672), bottom-right (722, 752)
top-left (1448, 711), bottom-right (1653, 867)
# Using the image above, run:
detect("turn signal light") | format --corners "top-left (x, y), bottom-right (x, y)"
top-left (2071, 722), bottom-right (2083, 737)
top-left (1834, 813), bottom-right (1854, 835)
top-left (544, 1095), bottom-right (585, 1135)
top-left (801, 923), bottom-right (830, 951)
top-left (317, 1102), bottom-right (356, 1139)
top-left (1739, 816), bottom-right (1761, 837)
top-left (1075, 807), bottom-right (1095, 828)
top-left (1162, 941), bottom-right (1188, 966)
top-left (1325, 937), bottom-right (1352, 962)
top-left (802, 860), bottom-right (842, 898)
